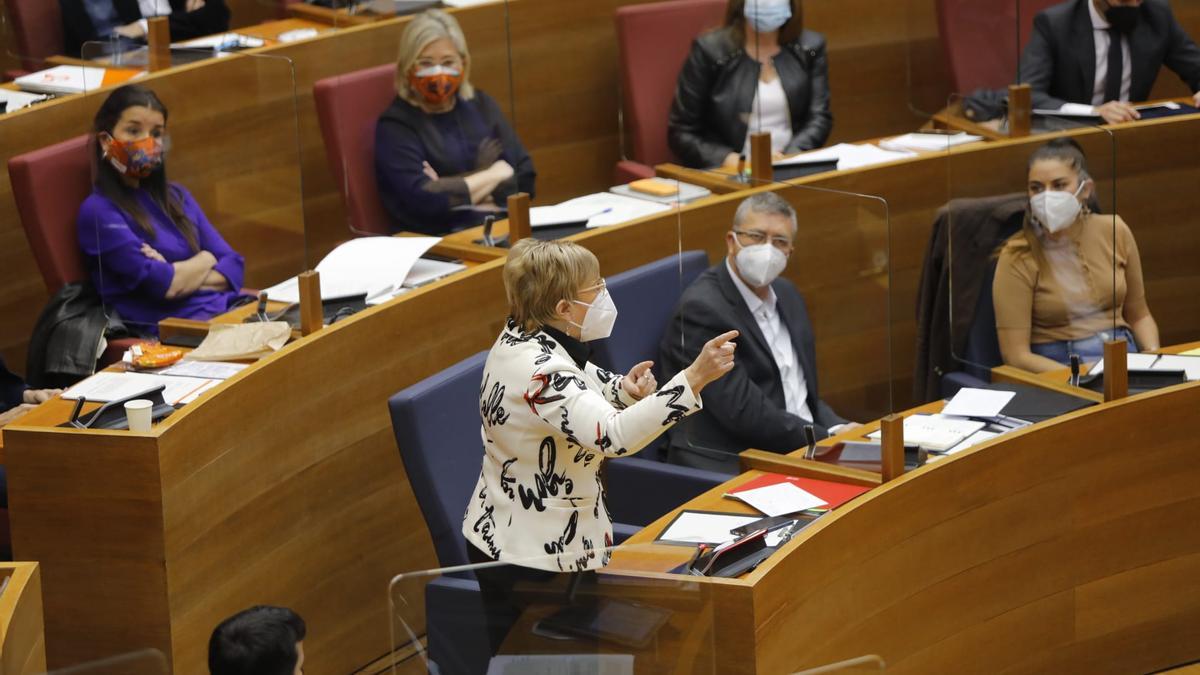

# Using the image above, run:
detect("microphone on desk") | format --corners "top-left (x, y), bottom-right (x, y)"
top-left (1069, 353), bottom-right (1081, 387)
top-left (255, 291), bottom-right (270, 322)
top-left (481, 215), bottom-right (498, 247)
top-left (803, 424), bottom-right (817, 460)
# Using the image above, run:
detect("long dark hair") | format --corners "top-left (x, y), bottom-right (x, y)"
top-left (724, 0), bottom-right (805, 47)
top-left (91, 85), bottom-right (199, 252)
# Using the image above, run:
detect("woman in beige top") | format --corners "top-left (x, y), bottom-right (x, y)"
top-left (993, 138), bottom-right (1159, 373)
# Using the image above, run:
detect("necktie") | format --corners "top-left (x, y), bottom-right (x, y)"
top-left (1104, 27), bottom-right (1123, 103)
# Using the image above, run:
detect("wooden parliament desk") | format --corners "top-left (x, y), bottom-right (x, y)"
top-left (0, 563), bottom-right (46, 675)
top-left (608, 380), bottom-right (1200, 674)
top-left (6, 110), bottom-right (1200, 668)
top-left (992, 341), bottom-right (1200, 405)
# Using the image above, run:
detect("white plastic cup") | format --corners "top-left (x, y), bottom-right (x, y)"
top-left (124, 399), bottom-right (153, 433)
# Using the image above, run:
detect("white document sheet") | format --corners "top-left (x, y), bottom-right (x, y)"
top-left (728, 483), bottom-right (826, 517)
top-left (62, 371), bottom-right (218, 405)
top-left (1035, 102), bottom-right (1098, 117)
top-left (173, 33), bottom-right (265, 51)
top-left (0, 89), bottom-right (49, 113)
top-left (262, 236), bottom-right (441, 303)
top-left (943, 429), bottom-right (1000, 456)
top-left (941, 388), bottom-right (1016, 419)
top-left (656, 512), bottom-right (760, 545)
top-left (867, 414), bottom-right (986, 452)
top-left (160, 361), bottom-right (248, 380)
top-left (776, 143), bottom-right (916, 170)
top-left (1151, 355), bottom-right (1200, 381)
top-left (878, 132), bottom-right (983, 153)
top-left (16, 65), bottom-right (107, 95)
top-left (1088, 353), bottom-right (1162, 375)
top-left (531, 193), bottom-right (670, 229)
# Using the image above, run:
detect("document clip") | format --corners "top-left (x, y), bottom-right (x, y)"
top-left (1069, 354), bottom-right (1081, 387)
top-left (62, 385), bottom-right (175, 431)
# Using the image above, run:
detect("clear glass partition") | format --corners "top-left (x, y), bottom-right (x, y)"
top-left (81, 51), bottom-right (305, 368)
top-left (390, 544), bottom-right (716, 675)
top-left (46, 649), bottom-right (168, 675)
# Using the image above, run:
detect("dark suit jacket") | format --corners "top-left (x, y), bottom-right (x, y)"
top-left (1019, 0), bottom-right (1200, 110)
top-left (658, 261), bottom-right (845, 472)
top-left (0, 358), bottom-right (27, 413)
top-left (668, 27), bottom-right (833, 169)
top-left (60, 0), bottom-right (231, 57)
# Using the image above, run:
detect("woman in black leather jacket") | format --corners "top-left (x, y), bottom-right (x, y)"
top-left (668, 0), bottom-right (832, 169)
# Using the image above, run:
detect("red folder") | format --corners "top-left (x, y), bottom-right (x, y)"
top-left (725, 473), bottom-right (870, 510)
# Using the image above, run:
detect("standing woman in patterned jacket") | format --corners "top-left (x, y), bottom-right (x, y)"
top-left (462, 239), bottom-right (738, 654)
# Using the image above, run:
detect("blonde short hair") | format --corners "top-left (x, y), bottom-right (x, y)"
top-left (395, 10), bottom-right (476, 106)
top-left (504, 239), bottom-right (600, 333)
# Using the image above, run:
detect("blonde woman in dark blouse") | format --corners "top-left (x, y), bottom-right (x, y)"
top-left (994, 138), bottom-right (1159, 373)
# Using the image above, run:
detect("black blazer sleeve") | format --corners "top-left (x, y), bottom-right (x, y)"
top-left (1160, 1), bottom-right (1200, 93)
top-left (477, 92), bottom-right (537, 203)
top-left (784, 36), bottom-right (833, 153)
top-left (0, 358), bottom-right (28, 413)
top-left (668, 39), bottom-right (738, 169)
top-left (166, 0), bottom-right (230, 42)
top-left (1019, 11), bottom-right (1070, 111)
top-left (660, 290), bottom-right (814, 453)
top-left (59, 0), bottom-right (102, 57)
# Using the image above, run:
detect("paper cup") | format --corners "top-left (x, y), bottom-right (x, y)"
top-left (124, 399), bottom-right (153, 433)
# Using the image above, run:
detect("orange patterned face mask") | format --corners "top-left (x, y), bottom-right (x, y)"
top-left (408, 65), bottom-right (463, 106)
top-left (103, 134), bottom-right (163, 178)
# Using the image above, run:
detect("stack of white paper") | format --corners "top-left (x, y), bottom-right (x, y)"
top-left (262, 236), bottom-right (441, 304)
top-left (878, 132), bottom-right (983, 153)
top-left (868, 414), bottom-right (986, 452)
top-left (656, 512), bottom-right (759, 545)
top-left (774, 143), bottom-right (916, 170)
top-left (0, 89), bottom-right (49, 113)
top-left (940, 387), bottom-right (1016, 419)
top-left (173, 33), bottom-right (265, 51)
top-left (15, 65), bottom-right (107, 95)
top-left (62, 371), bottom-right (220, 405)
top-left (1090, 353), bottom-right (1200, 381)
top-left (728, 483), bottom-right (826, 517)
top-left (530, 193), bottom-right (671, 229)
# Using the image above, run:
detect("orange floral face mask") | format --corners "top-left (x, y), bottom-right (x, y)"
top-left (408, 65), bottom-right (463, 106)
top-left (103, 134), bottom-right (163, 178)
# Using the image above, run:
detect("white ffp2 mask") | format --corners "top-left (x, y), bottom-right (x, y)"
top-left (570, 288), bottom-right (618, 342)
top-left (734, 240), bottom-right (788, 288)
top-left (1031, 181), bottom-right (1086, 234)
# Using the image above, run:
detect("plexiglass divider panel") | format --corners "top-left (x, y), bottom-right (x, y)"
top-left (944, 93), bottom-right (1119, 395)
top-left (87, 51), bottom-right (306, 347)
top-left (390, 545), bottom-right (718, 675)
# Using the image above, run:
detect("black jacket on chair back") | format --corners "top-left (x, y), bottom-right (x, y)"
top-left (668, 27), bottom-right (833, 169)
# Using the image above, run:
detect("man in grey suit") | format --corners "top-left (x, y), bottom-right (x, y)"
top-left (1019, 0), bottom-right (1200, 124)
top-left (658, 192), bottom-right (855, 474)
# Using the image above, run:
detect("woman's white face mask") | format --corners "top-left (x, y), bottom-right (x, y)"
top-left (1031, 180), bottom-right (1086, 234)
top-left (569, 288), bottom-right (618, 342)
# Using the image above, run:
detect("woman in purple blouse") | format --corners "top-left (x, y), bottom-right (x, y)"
top-left (77, 85), bottom-right (247, 335)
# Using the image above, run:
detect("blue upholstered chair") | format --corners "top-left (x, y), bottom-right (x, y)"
top-left (591, 249), bottom-right (710, 377)
top-left (388, 341), bottom-right (727, 674)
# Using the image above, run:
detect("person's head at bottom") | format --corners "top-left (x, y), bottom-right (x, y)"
top-left (209, 605), bottom-right (306, 675)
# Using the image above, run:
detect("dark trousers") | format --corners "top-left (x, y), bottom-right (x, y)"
top-left (466, 543), bottom-right (595, 661)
